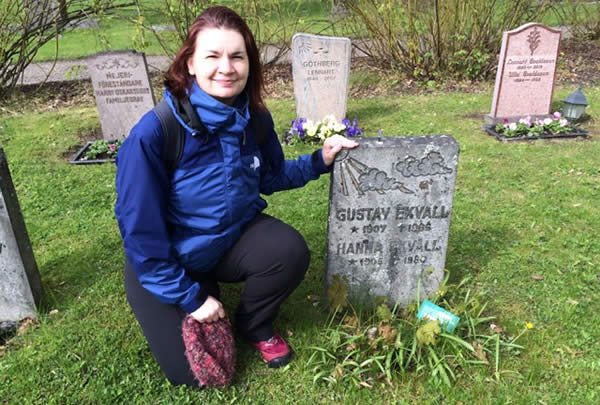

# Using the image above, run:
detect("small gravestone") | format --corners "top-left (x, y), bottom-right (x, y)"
top-left (325, 135), bottom-right (459, 308)
top-left (88, 50), bottom-right (156, 140)
top-left (292, 33), bottom-right (351, 122)
top-left (486, 23), bottom-right (561, 124)
top-left (0, 149), bottom-right (43, 322)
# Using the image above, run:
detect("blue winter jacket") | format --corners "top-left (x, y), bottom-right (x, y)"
top-left (115, 83), bottom-right (330, 313)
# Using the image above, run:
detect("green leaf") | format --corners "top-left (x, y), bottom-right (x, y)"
top-left (327, 274), bottom-right (349, 312)
top-left (416, 320), bottom-right (441, 346)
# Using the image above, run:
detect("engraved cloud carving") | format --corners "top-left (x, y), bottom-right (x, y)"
top-left (337, 155), bottom-right (413, 196)
top-left (395, 152), bottom-right (452, 177)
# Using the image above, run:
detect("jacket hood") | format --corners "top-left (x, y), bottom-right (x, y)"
top-left (163, 82), bottom-right (250, 137)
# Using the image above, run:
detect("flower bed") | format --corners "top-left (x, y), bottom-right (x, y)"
top-left (70, 139), bottom-right (122, 164)
top-left (484, 112), bottom-right (589, 142)
top-left (283, 115), bottom-right (362, 145)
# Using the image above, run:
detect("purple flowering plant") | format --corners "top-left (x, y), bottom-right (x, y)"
top-left (285, 115), bottom-right (362, 145)
top-left (494, 112), bottom-right (576, 138)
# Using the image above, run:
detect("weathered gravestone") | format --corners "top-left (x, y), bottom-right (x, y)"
top-left (292, 33), bottom-right (351, 122)
top-left (325, 136), bottom-right (459, 307)
top-left (486, 23), bottom-right (561, 124)
top-left (0, 149), bottom-right (43, 322)
top-left (88, 50), bottom-right (156, 140)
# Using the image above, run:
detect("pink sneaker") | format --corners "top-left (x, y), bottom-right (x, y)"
top-left (250, 333), bottom-right (292, 368)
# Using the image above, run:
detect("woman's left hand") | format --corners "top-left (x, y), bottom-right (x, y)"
top-left (322, 135), bottom-right (359, 167)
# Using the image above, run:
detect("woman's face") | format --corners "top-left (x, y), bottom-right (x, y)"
top-left (186, 28), bottom-right (249, 105)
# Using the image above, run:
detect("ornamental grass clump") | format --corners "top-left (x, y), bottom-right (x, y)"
top-left (494, 112), bottom-right (576, 138)
top-left (308, 276), bottom-right (528, 388)
top-left (284, 115), bottom-right (362, 145)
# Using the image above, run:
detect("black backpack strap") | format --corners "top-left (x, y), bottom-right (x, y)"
top-left (250, 109), bottom-right (269, 147)
top-left (153, 99), bottom-right (186, 172)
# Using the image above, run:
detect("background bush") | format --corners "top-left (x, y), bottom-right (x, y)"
top-left (334, 0), bottom-right (552, 82)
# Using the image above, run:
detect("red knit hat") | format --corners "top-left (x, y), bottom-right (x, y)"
top-left (181, 315), bottom-right (236, 387)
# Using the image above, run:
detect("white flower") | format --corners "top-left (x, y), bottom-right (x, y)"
top-left (543, 118), bottom-right (553, 125)
top-left (304, 120), bottom-right (317, 137)
top-left (559, 118), bottom-right (569, 127)
top-left (509, 122), bottom-right (517, 131)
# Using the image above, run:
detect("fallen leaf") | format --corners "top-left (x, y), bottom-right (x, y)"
top-left (489, 323), bottom-right (503, 334)
top-left (567, 298), bottom-right (579, 305)
top-left (49, 309), bottom-right (59, 315)
top-left (286, 330), bottom-right (293, 337)
top-left (17, 318), bottom-right (35, 336)
top-left (564, 345), bottom-right (586, 357)
top-left (531, 275), bottom-right (544, 281)
top-left (358, 381), bottom-right (373, 389)
top-left (472, 342), bottom-right (489, 364)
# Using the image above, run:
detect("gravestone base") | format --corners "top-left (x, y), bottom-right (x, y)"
top-left (485, 113), bottom-right (552, 125)
top-left (324, 136), bottom-right (459, 309)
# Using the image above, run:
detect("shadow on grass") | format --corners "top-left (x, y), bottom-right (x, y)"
top-left (446, 224), bottom-right (513, 283)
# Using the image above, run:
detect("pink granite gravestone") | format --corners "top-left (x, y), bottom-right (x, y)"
top-left (486, 23), bottom-right (561, 124)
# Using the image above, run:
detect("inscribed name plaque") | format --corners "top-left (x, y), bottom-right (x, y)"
top-left (88, 50), bottom-right (156, 140)
top-left (292, 33), bottom-right (351, 122)
top-left (486, 23), bottom-right (561, 124)
top-left (325, 136), bottom-right (459, 307)
top-left (0, 149), bottom-right (43, 322)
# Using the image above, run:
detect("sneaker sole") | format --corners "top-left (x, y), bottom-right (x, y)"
top-left (266, 351), bottom-right (292, 368)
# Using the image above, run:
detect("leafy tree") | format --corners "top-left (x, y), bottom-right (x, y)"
top-left (0, 0), bottom-right (132, 89)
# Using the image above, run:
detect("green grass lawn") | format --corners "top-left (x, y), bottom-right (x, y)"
top-left (0, 83), bottom-right (598, 403)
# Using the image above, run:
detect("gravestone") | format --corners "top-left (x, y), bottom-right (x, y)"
top-left (325, 135), bottom-right (459, 308)
top-left (486, 23), bottom-right (561, 124)
top-left (0, 149), bottom-right (43, 322)
top-left (292, 33), bottom-right (351, 123)
top-left (88, 50), bottom-right (156, 140)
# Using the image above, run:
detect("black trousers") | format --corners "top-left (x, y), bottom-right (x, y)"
top-left (124, 213), bottom-right (310, 386)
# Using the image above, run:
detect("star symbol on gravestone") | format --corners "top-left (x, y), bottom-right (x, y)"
top-left (351, 226), bottom-right (359, 233)
top-left (348, 259), bottom-right (357, 265)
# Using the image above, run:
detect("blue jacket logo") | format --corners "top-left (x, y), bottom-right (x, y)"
top-left (250, 156), bottom-right (260, 171)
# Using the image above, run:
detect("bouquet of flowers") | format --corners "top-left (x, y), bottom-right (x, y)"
top-left (494, 112), bottom-right (576, 138)
top-left (284, 114), bottom-right (362, 145)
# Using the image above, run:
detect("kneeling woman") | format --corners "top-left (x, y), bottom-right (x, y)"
top-left (114, 6), bottom-right (357, 386)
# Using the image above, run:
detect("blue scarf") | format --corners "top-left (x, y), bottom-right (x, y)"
top-left (163, 82), bottom-right (250, 136)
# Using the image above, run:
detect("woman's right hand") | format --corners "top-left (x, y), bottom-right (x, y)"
top-left (190, 295), bottom-right (226, 323)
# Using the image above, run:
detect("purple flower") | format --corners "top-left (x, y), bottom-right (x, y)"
top-left (290, 118), bottom-right (307, 137)
top-left (343, 118), bottom-right (362, 137)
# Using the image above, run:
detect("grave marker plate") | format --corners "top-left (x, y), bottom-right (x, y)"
top-left (486, 23), bottom-right (561, 124)
top-left (292, 33), bottom-right (351, 123)
top-left (0, 149), bottom-right (43, 322)
top-left (325, 136), bottom-right (459, 307)
top-left (88, 50), bottom-right (156, 140)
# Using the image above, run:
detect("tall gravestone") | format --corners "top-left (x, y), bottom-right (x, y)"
top-left (0, 149), bottom-right (43, 322)
top-left (486, 23), bottom-right (561, 124)
top-left (87, 50), bottom-right (156, 140)
top-left (292, 33), bottom-right (351, 123)
top-left (325, 136), bottom-right (459, 307)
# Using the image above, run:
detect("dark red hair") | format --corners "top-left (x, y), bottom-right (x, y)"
top-left (164, 6), bottom-right (265, 112)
